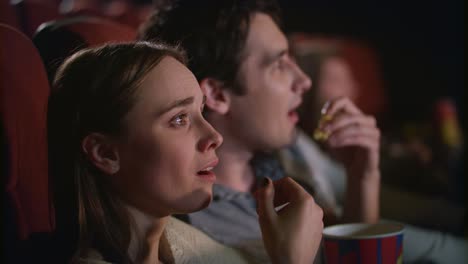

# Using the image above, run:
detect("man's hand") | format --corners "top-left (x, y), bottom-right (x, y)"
top-left (318, 97), bottom-right (381, 223)
top-left (320, 97), bottom-right (380, 179)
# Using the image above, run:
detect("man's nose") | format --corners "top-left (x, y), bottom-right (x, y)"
top-left (292, 61), bottom-right (312, 94)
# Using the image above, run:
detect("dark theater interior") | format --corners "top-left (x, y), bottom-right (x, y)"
top-left (1, 0), bottom-right (465, 263)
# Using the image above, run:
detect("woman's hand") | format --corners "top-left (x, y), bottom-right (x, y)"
top-left (255, 177), bottom-right (323, 264)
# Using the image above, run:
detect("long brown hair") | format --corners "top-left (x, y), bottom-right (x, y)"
top-left (48, 42), bottom-right (186, 263)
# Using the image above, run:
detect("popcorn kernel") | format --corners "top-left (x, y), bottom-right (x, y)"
top-left (313, 129), bottom-right (329, 142)
top-left (313, 114), bottom-right (333, 142)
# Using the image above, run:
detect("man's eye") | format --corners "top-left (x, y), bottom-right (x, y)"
top-left (274, 59), bottom-right (286, 71)
top-left (170, 113), bottom-right (189, 127)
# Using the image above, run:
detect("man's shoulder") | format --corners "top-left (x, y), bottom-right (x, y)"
top-left (189, 184), bottom-right (256, 218)
top-left (186, 184), bottom-right (261, 245)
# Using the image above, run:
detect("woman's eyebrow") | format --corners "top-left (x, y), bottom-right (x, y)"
top-left (157, 96), bottom-right (194, 116)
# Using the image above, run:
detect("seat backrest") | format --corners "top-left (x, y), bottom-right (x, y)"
top-left (13, 0), bottom-right (62, 37)
top-left (62, 15), bottom-right (137, 44)
top-left (0, 23), bottom-right (54, 242)
top-left (33, 15), bottom-right (136, 82)
top-left (0, 0), bottom-right (21, 30)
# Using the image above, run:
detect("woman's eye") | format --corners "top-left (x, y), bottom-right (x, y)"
top-left (170, 113), bottom-right (189, 127)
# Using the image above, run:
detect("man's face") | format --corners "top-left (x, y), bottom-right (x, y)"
top-left (228, 13), bottom-right (311, 151)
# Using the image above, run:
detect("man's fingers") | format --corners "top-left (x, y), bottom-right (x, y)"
top-left (328, 125), bottom-right (380, 145)
top-left (330, 135), bottom-right (380, 150)
top-left (323, 97), bottom-right (362, 116)
top-left (324, 114), bottom-right (376, 133)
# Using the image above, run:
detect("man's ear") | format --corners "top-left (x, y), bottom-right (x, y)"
top-left (82, 133), bottom-right (120, 175)
top-left (199, 78), bottom-right (230, 114)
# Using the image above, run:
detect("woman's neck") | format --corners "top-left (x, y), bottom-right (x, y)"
top-left (124, 204), bottom-right (171, 263)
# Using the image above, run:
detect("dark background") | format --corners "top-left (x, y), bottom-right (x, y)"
top-left (278, 0), bottom-right (464, 127)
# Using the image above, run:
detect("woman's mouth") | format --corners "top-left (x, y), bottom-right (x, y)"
top-left (196, 168), bottom-right (216, 182)
top-left (196, 160), bottom-right (218, 182)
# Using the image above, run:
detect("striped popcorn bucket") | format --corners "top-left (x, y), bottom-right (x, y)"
top-left (323, 222), bottom-right (404, 264)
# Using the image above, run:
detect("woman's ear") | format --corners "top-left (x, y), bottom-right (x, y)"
top-left (199, 78), bottom-right (230, 114)
top-left (82, 133), bottom-right (120, 175)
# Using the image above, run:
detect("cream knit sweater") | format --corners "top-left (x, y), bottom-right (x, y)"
top-left (80, 214), bottom-right (252, 264)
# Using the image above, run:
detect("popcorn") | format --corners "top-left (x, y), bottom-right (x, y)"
top-left (313, 114), bottom-right (333, 142)
top-left (313, 129), bottom-right (329, 142)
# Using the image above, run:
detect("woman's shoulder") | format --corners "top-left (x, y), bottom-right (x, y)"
top-left (75, 249), bottom-right (112, 264)
top-left (74, 217), bottom-right (258, 264)
top-left (165, 217), bottom-right (253, 264)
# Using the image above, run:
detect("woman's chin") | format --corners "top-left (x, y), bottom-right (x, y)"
top-left (175, 190), bottom-right (213, 214)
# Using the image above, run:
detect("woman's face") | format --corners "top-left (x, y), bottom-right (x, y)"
top-left (113, 56), bottom-right (223, 217)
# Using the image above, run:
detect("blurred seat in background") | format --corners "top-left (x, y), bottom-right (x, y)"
top-left (59, 0), bottom-right (152, 28)
top-left (2, 0), bottom-right (147, 40)
top-left (33, 15), bottom-right (136, 83)
top-left (289, 32), bottom-right (387, 119)
top-left (12, 0), bottom-right (63, 37)
top-left (0, 0), bottom-right (21, 30)
top-left (1, 23), bottom-right (54, 263)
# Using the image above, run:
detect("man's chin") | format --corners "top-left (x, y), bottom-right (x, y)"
top-left (289, 126), bottom-right (299, 144)
top-left (252, 126), bottom-right (299, 152)
top-left (281, 126), bottom-right (299, 148)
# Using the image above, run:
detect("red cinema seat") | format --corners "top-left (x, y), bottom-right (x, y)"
top-left (0, 0), bottom-right (20, 30)
top-left (1, 23), bottom-right (54, 262)
top-left (33, 15), bottom-right (136, 82)
top-left (13, 0), bottom-right (62, 37)
top-left (289, 33), bottom-right (387, 118)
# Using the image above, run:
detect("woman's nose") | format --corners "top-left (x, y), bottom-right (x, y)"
top-left (198, 119), bottom-right (223, 152)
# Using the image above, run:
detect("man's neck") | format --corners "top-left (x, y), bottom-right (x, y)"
top-left (206, 115), bottom-right (254, 192)
top-left (205, 112), bottom-right (258, 193)
top-left (214, 140), bottom-right (256, 193)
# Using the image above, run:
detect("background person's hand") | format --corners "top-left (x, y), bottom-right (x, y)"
top-left (255, 177), bottom-right (323, 264)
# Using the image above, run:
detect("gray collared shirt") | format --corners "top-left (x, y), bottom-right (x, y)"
top-left (187, 184), bottom-right (261, 247)
top-left (187, 184), bottom-right (271, 263)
